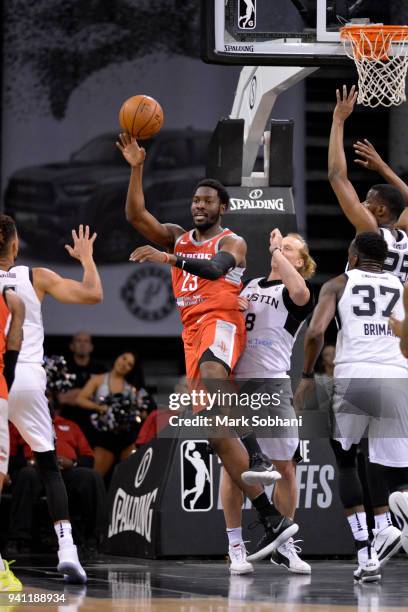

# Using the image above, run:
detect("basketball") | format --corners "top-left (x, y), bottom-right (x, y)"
top-left (119, 95), bottom-right (164, 140)
top-left (187, 441), bottom-right (195, 451)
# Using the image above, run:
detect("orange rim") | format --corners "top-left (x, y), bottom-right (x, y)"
top-left (340, 25), bottom-right (408, 61)
top-left (340, 25), bottom-right (408, 43)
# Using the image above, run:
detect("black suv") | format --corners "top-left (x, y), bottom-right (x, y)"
top-left (4, 129), bottom-right (211, 262)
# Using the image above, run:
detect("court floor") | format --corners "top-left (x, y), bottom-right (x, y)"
top-left (3, 555), bottom-right (408, 611)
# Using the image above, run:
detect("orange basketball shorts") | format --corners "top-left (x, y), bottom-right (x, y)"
top-left (182, 311), bottom-right (246, 380)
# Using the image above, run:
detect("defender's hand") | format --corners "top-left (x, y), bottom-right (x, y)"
top-left (129, 245), bottom-right (168, 264)
top-left (389, 314), bottom-right (403, 338)
top-left (238, 296), bottom-right (249, 311)
top-left (293, 378), bottom-right (315, 411)
top-left (353, 139), bottom-right (386, 172)
top-left (269, 228), bottom-right (283, 252)
top-left (333, 84), bottom-right (358, 122)
top-left (116, 133), bottom-right (146, 167)
top-left (65, 225), bottom-right (96, 262)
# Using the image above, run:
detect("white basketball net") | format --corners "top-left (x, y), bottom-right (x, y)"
top-left (341, 27), bottom-right (408, 108)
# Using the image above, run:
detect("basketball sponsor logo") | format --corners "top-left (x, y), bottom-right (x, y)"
top-left (134, 447), bottom-right (153, 488)
top-left (108, 448), bottom-right (157, 542)
top-left (229, 188), bottom-right (285, 212)
top-left (238, 0), bottom-right (256, 30)
top-left (181, 441), bottom-right (213, 512)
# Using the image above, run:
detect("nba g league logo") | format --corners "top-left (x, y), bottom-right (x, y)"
top-left (238, 0), bottom-right (256, 30)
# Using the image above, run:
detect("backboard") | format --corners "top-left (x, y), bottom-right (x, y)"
top-left (201, 1), bottom-right (396, 66)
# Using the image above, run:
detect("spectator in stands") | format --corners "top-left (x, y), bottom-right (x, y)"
top-left (58, 331), bottom-right (105, 444)
top-left (135, 376), bottom-right (186, 448)
top-left (6, 409), bottom-right (107, 556)
top-left (76, 352), bottom-right (146, 477)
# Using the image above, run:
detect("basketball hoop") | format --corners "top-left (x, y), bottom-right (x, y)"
top-left (340, 25), bottom-right (408, 108)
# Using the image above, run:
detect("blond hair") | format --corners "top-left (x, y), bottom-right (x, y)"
top-left (287, 233), bottom-right (316, 279)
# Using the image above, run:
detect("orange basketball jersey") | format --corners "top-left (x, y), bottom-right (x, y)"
top-left (0, 293), bottom-right (9, 399)
top-left (172, 228), bottom-right (245, 327)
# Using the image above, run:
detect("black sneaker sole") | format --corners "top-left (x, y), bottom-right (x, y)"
top-left (354, 570), bottom-right (381, 584)
top-left (247, 523), bottom-right (298, 561)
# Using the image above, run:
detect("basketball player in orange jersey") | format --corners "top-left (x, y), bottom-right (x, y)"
top-left (0, 288), bottom-right (25, 590)
top-left (117, 132), bottom-right (298, 559)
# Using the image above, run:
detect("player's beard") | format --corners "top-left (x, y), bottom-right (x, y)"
top-left (193, 218), bottom-right (217, 232)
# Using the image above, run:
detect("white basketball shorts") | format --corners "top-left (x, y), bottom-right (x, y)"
top-left (8, 363), bottom-right (54, 453)
top-left (332, 363), bottom-right (408, 467)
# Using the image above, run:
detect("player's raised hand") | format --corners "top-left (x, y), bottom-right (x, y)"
top-left (116, 132), bottom-right (146, 167)
top-left (65, 225), bottom-right (97, 262)
top-left (269, 228), bottom-right (283, 252)
top-left (333, 84), bottom-right (358, 121)
top-left (129, 245), bottom-right (168, 264)
top-left (353, 139), bottom-right (386, 172)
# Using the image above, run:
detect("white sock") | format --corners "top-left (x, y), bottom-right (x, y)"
top-left (227, 527), bottom-right (243, 547)
top-left (54, 521), bottom-right (74, 547)
top-left (0, 553), bottom-right (5, 571)
top-left (375, 511), bottom-right (392, 532)
top-left (347, 511), bottom-right (369, 542)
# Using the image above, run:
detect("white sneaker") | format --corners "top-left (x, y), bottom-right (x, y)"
top-left (389, 491), bottom-right (408, 554)
top-left (353, 544), bottom-right (381, 583)
top-left (372, 525), bottom-right (401, 566)
top-left (270, 538), bottom-right (311, 574)
top-left (228, 543), bottom-right (254, 575)
top-left (57, 545), bottom-right (87, 584)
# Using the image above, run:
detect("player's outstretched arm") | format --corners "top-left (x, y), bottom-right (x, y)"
top-left (294, 276), bottom-right (343, 410)
top-left (116, 133), bottom-right (184, 250)
top-left (3, 290), bottom-right (25, 391)
top-left (129, 235), bottom-right (246, 281)
top-left (353, 139), bottom-right (408, 207)
top-left (269, 229), bottom-right (309, 306)
top-left (33, 225), bottom-right (103, 304)
top-left (328, 85), bottom-right (378, 234)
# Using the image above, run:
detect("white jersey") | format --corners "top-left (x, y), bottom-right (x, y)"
top-left (380, 227), bottom-right (408, 283)
top-left (0, 266), bottom-right (44, 364)
top-left (335, 268), bottom-right (408, 371)
top-left (235, 277), bottom-right (313, 378)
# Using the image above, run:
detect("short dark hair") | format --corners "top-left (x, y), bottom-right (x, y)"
top-left (370, 184), bottom-right (405, 220)
top-left (353, 231), bottom-right (388, 265)
top-left (0, 215), bottom-right (17, 256)
top-left (194, 179), bottom-right (230, 209)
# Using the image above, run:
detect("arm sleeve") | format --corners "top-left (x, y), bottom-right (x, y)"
top-left (175, 251), bottom-right (236, 280)
top-left (4, 350), bottom-right (19, 391)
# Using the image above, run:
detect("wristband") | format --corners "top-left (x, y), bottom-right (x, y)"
top-left (301, 371), bottom-right (315, 379)
top-left (271, 247), bottom-right (282, 256)
top-left (162, 252), bottom-right (170, 264)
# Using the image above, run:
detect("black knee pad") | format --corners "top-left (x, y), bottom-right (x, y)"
top-left (34, 450), bottom-right (69, 522)
top-left (34, 450), bottom-right (59, 473)
top-left (338, 466), bottom-right (364, 509)
top-left (365, 461), bottom-right (389, 508)
top-left (330, 439), bottom-right (358, 469)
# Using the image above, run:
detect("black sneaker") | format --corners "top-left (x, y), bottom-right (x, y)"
top-left (246, 515), bottom-right (298, 561)
top-left (241, 452), bottom-right (281, 486)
